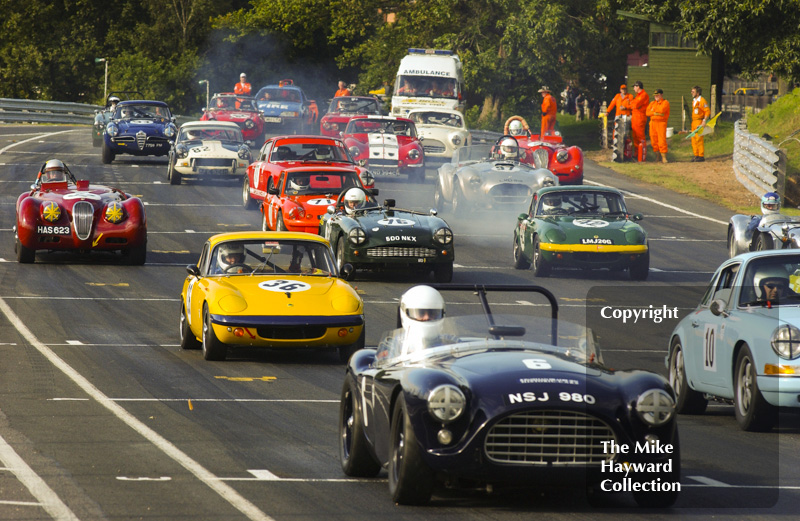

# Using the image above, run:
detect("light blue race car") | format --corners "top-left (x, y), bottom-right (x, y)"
top-left (667, 249), bottom-right (800, 431)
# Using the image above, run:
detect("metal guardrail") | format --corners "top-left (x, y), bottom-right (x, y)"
top-left (0, 98), bottom-right (101, 125)
top-left (732, 119), bottom-right (787, 197)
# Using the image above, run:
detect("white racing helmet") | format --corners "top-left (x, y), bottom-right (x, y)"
top-left (753, 264), bottom-right (789, 299)
top-left (42, 159), bottom-right (67, 182)
top-left (343, 187), bottom-right (366, 214)
top-left (217, 243), bottom-right (245, 272)
top-left (398, 285), bottom-right (446, 355)
top-left (541, 194), bottom-right (563, 214)
top-left (761, 192), bottom-right (781, 215)
top-left (499, 137), bottom-right (518, 160)
top-left (108, 96), bottom-right (120, 108)
top-left (509, 120), bottom-right (524, 136)
top-left (289, 175), bottom-right (310, 191)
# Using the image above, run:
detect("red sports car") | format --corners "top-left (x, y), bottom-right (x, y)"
top-left (319, 96), bottom-right (384, 137)
top-left (341, 115), bottom-right (425, 182)
top-left (261, 167), bottom-right (375, 233)
top-left (502, 116), bottom-right (583, 185)
top-left (241, 135), bottom-right (374, 210)
top-left (14, 161), bottom-right (147, 264)
top-left (201, 93), bottom-right (265, 147)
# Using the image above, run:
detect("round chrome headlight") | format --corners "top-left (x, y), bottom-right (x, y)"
top-left (428, 384), bottom-right (466, 423)
top-left (163, 124), bottom-right (176, 138)
top-left (105, 201), bottom-right (126, 224)
top-left (556, 149), bottom-right (570, 163)
top-left (41, 201), bottom-right (61, 222)
top-left (469, 175), bottom-right (481, 188)
top-left (635, 389), bottom-right (675, 426)
top-left (541, 176), bottom-right (555, 187)
top-left (771, 324), bottom-right (800, 359)
top-left (408, 148), bottom-right (420, 160)
top-left (176, 144), bottom-right (189, 158)
top-left (434, 227), bottom-right (453, 244)
top-left (360, 170), bottom-right (374, 186)
top-left (451, 134), bottom-right (462, 146)
top-left (238, 145), bottom-right (251, 160)
top-left (348, 145), bottom-right (360, 158)
top-left (106, 122), bottom-right (119, 137)
top-left (244, 119), bottom-right (255, 129)
top-left (348, 227), bottom-right (366, 245)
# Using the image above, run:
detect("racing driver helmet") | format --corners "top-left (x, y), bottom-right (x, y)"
top-left (289, 175), bottom-right (310, 191)
top-left (508, 119), bottom-right (524, 136)
top-left (398, 285), bottom-right (446, 354)
top-left (499, 137), bottom-right (518, 160)
top-left (108, 96), bottom-right (120, 110)
top-left (753, 264), bottom-right (790, 300)
top-left (42, 159), bottom-right (67, 182)
top-left (217, 243), bottom-right (246, 272)
top-left (343, 187), bottom-right (366, 214)
top-left (761, 192), bottom-right (781, 215)
top-left (541, 193), bottom-right (563, 214)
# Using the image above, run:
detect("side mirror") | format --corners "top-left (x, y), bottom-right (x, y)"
top-left (631, 213), bottom-right (643, 221)
top-left (710, 299), bottom-right (728, 317)
top-left (384, 198), bottom-right (396, 207)
top-left (518, 213), bottom-right (528, 221)
top-left (340, 263), bottom-right (354, 280)
top-left (338, 131), bottom-right (344, 138)
top-left (418, 136), bottom-right (424, 142)
top-left (429, 208), bottom-right (438, 216)
top-left (369, 188), bottom-right (379, 196)
top-left (186, 265), bottom-right (201, 277)
top-left (267, 185), bottom-right (278, 195)
top-left (326, 205), bottom-right (335, 214)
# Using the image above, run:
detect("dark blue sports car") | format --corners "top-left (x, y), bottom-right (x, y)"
top-left (102, 100), bottom-right (177, 164)
top-left (338, 284), bottom-right (680, 507)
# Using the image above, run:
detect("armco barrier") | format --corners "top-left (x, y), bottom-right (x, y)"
top-left (732, 119), bottom-right (787, 198)
top-left (0, 98), bottom-right (101, 125)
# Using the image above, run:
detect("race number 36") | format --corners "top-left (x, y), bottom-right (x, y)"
top-left (703, 324), bottom-right (717, 372)
top-left (258, 279), bottom-right (311, 293)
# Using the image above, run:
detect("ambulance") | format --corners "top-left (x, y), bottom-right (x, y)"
top-left (391, 48), bottom-right (464, 117)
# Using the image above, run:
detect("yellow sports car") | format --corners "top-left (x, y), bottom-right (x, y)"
top-left (179, 231), bottom-right (364, 361)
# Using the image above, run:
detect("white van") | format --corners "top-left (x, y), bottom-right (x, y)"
top-left (391, 48), bottom-right (464, 117)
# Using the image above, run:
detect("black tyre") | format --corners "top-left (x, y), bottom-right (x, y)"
top-left (179, 301), bottom-right (201, 350)
top-left (276, 212), bottom-right (287, 231)
top-left (168, 159), bottom-right (181, 185)
top-left (734, 344), bottom-right (777, 431)
top-left (451, 181), bottom-right (466, 216)
top-left (388, 396), bottom-right (435, 505)
top-left (202, 304), bottom-right (227, 361)
top-left (101, 143), bottom-right (115, 164)
top-left (727, 226), bottom-right (737, 258)
top-left (433, 184), bottom-right (445, 212)
top-left (433, 262), bottom-right (453, 283)
top-left (668, 338), bottom-right (707, 414)
top-left (513, 234), bottom-right (531, 269)
top-left (629, 249), bottom-right (650, 281)
top-left (632, 432), bottom-right (680, 508)
top-left (125, 241), bottom-right (147, 265)
top-left (15, 237), bottom-right (35, 264)
top-left (531, 235), bottom-right (550, 277)
top-left (755, 233), bottom-right (774, 252)
top-left (336, 238), bottom-right (353, 280)
top-left (339, 378), bottom-right (381, 477)
top-left (242, 175), bottom-right (256, 210)
top-left (338, 327), bottom-right (365, 363)
top-left (261, 208), bottom-right (269, 232)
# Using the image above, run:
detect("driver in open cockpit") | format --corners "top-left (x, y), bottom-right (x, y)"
top-left (215, 243), bottom-right (247, 274)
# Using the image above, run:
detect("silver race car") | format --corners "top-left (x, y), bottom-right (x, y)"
top-left (728, 213), bottom-right (800, 257)
top-left (434, 135), bottom-right (557, 215)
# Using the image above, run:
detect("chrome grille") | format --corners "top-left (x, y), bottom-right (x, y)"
top-left (136, 131), bottom-right (146, 150)
top-left (366, 247), bottom-right (437, 258)
top-left (423, 139), bottom-right (446, 154)
top-left (194, 158), bottom-right (236, 167)
top-left (71, 201), bottom-right (94, 241)
top-left (368, 158), bottom-right (398, 167)
top-left (485, 410), bottom-right (616, 466)
top-left (488, 183), bottom-right (531, 205)
top-left (532, 148), bottom-right (550, 169)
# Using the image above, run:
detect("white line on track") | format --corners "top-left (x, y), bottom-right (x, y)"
top-left (584, 179), bottom-right (728, 225)
top-left (0, 130), bottom-right (79, 155)
top-left (0, 434), bottom-right (79, 519)
top-left (0, 297), bottom-right (274, 521)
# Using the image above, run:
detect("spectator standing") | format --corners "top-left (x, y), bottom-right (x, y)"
top-left (234, 73), bottom-right (251, 95)
top-left (539, 86), bottom-right (557, 137)
top-left (335, 81), bottom-right (351, 97)
top-left (690, 85), bottom-right (710, 162)
top-left (625, 81), bottom-right (649, 161)
top-left (646, 89), bottom-right (671, 163)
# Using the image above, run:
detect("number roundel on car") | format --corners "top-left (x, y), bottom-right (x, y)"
top-left (63, 191), bottom-right (101, 201)
top-left (258, 279), bottom-right (311, 293)
top-left (573, 219), bottom-right (609, 228)
top-left (307, 198), bottom-right (337, 206)
top-left (377, 218), bottom-right (415, 226)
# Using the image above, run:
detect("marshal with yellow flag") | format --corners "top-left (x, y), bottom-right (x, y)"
top-left (685, 112), bottom-right (721, 139)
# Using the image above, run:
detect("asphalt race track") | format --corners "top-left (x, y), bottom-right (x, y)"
top-left (1, 125), bottom-right (798, 520)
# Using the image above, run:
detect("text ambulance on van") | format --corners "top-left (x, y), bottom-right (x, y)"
top-left (391, 48), bottom-right (465, 117)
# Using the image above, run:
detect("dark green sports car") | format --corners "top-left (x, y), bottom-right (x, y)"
top-left (512, 185), bottom-right (649, 279)
top-left (319, 188), bottom-right (455, 282)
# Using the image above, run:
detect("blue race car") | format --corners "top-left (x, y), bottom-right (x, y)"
top-left (254, 79), bottom-right (319, 135)
top-left (102, 100), bottom-right (177, 164)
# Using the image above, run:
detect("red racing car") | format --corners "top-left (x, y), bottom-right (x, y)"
top-left (319, 96), bottom-right (384, 137)
top-left (502, 116), bottom-right (583, 185)
top-left (14, 160), bottom-right (147, 264)
top-left (242, 135), bottom-right (374, 210)
top-left (341, 115), bottom-right (425, 182)
top-left (261, 167), bottom-right (376, 233)
top-left (201, 93), bottom-right (265, 147)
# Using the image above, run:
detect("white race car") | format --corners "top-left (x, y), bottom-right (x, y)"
top-left (167, 121), bottom-right (252, 185)
top-left (407, 108), bottom-right (470, 169)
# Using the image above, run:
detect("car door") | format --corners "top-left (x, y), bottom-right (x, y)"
top-left (687, 262), bottom-right (741, 393)
top-left (186, 242), bottom-right (212, 334)
top-left (518, 194), bottom-right (538, 258)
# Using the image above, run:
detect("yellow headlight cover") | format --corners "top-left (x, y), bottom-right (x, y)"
top-left (105, 201), bottom-right (125, 224)
top-left (42, 201), bottom-right (61, 222)
top-left (218, 294), bottom-right (248, 313)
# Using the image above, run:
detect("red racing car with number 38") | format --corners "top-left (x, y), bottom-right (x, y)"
top-left (14, 160), bottom-right (147, 264)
